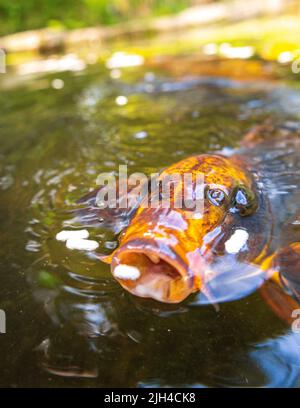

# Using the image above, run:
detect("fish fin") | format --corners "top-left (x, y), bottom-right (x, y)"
top-left (272, 243), bottom-right (300, 303)
top-left (260, 277), bottom-right (299, 325)
top-left (200, 285), bottom-right (220, 312)
top-left (240, 119), bottom-right (274, 148)
top-left (192, 258), bottom-right (269, 305)
top-left (72, 180), bottom-right (145, 234)
top-left (241, 119), bottom-right (300, 148)
top-left (260, 243), bottom-right (300, 324)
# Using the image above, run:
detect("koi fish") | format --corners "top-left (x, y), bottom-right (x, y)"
top-left (73, 121), bottom-right (300, 322)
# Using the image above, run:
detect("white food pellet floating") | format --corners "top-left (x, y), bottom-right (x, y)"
top-left (56, 229), bottom-right (89, 242)
top-left (113, 264), bottom-right (141, 281)
top-left (66, 238), bottom-right (99, 251)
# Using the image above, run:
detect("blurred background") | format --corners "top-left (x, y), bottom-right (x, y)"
top-left (1, 0), bottom-right (196, 34)
top-left (1, 0), bottom-right (300, 69)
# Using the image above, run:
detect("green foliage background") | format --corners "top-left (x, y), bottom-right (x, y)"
top-left (0, 0), bottom-right (195, 36)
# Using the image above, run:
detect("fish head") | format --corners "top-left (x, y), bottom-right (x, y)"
top-left (108, 155), bottom-right (269, 303)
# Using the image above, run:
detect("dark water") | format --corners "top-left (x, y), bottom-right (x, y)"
top-left (1, 53), bottom-right (300, 387)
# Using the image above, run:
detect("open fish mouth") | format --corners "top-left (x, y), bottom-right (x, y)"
top-left (111, 243), bottom-right (195, 303)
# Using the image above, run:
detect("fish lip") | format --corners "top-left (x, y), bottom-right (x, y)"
top-left (111, 238), bottom-right (190, 280)
top-left (110, 238), bottom-right (196, 303)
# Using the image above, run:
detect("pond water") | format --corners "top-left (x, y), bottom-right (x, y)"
top-left (0, 48), bottom-right (300, 387)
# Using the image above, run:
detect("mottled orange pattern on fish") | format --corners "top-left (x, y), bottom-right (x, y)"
top-left (104, 154), bottom-right (264, 303)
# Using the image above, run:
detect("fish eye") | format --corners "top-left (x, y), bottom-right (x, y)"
top-left (232, 186), bottom-right (258, 216)
top-left (235, 188), bottom-right (249, 206)
top-left (207, 188), bottom-right (226, 206)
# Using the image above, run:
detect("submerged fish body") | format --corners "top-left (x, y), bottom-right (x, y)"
top-left (76, 122), bottom-right (300, 316)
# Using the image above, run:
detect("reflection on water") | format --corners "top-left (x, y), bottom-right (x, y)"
top-left (0, 53), bottom-right (300, 387)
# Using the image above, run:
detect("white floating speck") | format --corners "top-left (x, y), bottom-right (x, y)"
top-left (51, 78), bottom-right (64, 89)
top-left (66, 238), bottom-right (99, 251)
top-left (115, 95), bottom-right (128, 106)
top-left (0, 174), bottom-right (14, 190)
top-left (114, 264), bottom-right (141, 281)
top-left (56, 229), bottom-right (89, 242)
top-left (225, 229), bottom-right (249, 254)
top-left (133, 131), bottom-right (148, 139)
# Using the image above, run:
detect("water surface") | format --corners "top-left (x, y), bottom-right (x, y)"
top-left (0, 50), bottom-right (300, 387)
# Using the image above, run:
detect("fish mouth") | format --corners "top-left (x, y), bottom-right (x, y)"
top-left (111, 241), bottom-right (195, 303)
